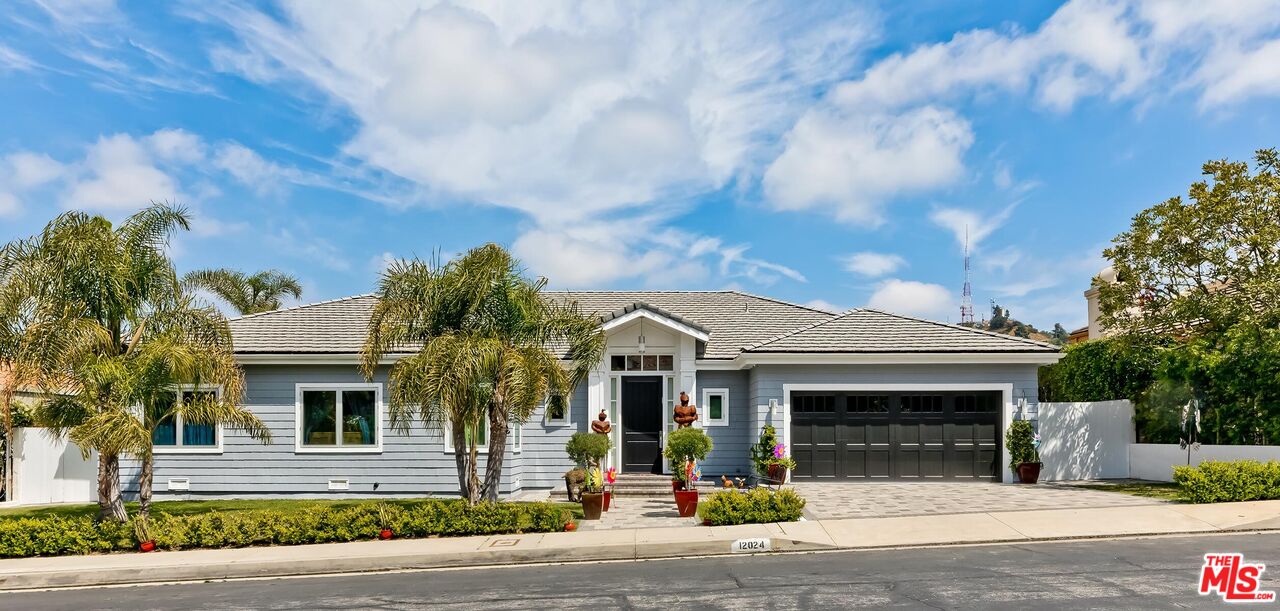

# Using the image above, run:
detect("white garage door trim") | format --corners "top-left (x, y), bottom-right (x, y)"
top-left (783, 383), bottom-right (1016, 484)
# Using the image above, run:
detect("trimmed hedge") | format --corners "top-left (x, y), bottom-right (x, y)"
top-left (698, 488), bottom-right (806, 526)
top-left (1173, 460), bottom-right (1280, 503)
top-left (0, 500), bottom-right (571, 558)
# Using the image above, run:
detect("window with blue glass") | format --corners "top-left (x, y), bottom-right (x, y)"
top-left (298, 385), bottom-right (380, 449)
top-left (153, 389), bottom-right (220, 451)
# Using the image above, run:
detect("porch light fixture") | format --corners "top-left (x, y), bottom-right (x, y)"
top-left (637, 318), bottom-right (646, 353)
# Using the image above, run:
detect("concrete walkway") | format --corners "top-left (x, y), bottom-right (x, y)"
top-left (2, 500), bottom-right (1277, 591)
top-left (793, 481), bottom-right (1166, 519)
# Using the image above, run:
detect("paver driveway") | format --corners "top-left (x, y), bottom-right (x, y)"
top-left (792, 481), bottom-right (1168, 520)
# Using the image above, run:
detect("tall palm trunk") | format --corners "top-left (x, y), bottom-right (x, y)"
top-left (481, 404), bottom-right (509, 502)
top-left (97, 453), bottom-right (127, 522)
top-left (1, 388), bottom-right (12, 502)
top-left (139, 452), bottom-right (153, 518)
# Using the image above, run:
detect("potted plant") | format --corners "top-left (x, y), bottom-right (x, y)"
top-left (664, 427), bottom-right (713, 517)
top-left (566, 432), bottom-right (611, 519)
top-left (604, 467), bottom-right (617, 512)
top-left (375, 503), bottom-right (396, 540)
top-left (1006, 420), bottom-right (1042, 483)
top-left (751, 425), bottom-right (796, 484)
top-left (134, 517), bottom-right (157, 552)
top-left (581, 468), bottom-right (605, 520)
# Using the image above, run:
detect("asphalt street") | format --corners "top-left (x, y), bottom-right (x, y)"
top-left (5, 532), bottom-right (1278, 610)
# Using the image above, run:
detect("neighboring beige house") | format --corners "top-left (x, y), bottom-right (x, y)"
top-left (1068, 266), bottom-right (1119, 344)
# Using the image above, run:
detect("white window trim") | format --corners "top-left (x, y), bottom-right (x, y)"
top-left (294, 382), bottom-right (383, 454)
top-left (443, 419), bottom-right (492, 454)
top-left (155, 384), bottom-right (224, 455)
top-left (544, 393), bottom-right (571, 426)
top-left (513, 421), bottom-right (522, 454)
top-left (702, 387), bottom-right (729, 427)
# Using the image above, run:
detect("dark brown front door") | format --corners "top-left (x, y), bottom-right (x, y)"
top-left (791, 391), bottom-right (1001, 481)
top-left (622, 376), bottom-right (663, 474)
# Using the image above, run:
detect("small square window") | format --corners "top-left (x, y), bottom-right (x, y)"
top-left (658, 355), bottom-right (673, 370)
top-left (702, 388), bottom-right (729, 426)
top-left (545, 393), bottom-right (570, 425)
top-left (610, 355), bottom-right (626, 371)
top-left (642, 355), bottom-right (658, 371)
top-left (626, 355), bottom-right (642, 371)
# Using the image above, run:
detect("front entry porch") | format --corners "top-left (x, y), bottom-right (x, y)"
top-left (620, 376), bottom-right (664, 474)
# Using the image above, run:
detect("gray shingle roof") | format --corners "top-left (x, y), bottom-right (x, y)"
top-left (228, 292), bottom-right (1057, 358)
top-left (597, 301), bottom-right (711, 335)
top-left (744, 309), bottom-right (1059, 353)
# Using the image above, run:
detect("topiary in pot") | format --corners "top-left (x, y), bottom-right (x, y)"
top-left (750, 425), bottom-right (797, 484)
top-left (565, 432), bottom-right (611, 471)
top-left (1005, 420), bottom-right (1041, 483)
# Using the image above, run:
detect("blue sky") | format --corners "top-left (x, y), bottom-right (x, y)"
top-left (3, 1), bottom-right (1280, 330)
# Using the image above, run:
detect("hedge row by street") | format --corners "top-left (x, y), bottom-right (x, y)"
top-left (697, 488), bottom-right (806, 526)
top-left (1173, 460), bottom-right (1280, 503)
top-left (0, 500), bottom-right (572, 558)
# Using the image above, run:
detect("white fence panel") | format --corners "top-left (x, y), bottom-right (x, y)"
top-left (1037, 400), bottom-right (1134, 481)
top-left (12, 428), bottom-right (96, 506)
top-left (1129, 444), bottom-right (1280, 482)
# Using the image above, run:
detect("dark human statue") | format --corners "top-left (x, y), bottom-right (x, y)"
top-left (673, 391), bottom-right (698, 428)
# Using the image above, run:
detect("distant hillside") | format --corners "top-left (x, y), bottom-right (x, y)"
top-left (960, 303), bottom-right (1068, 346)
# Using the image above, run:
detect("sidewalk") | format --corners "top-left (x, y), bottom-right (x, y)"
top-left (2, 500), bottom-right (1277, 591)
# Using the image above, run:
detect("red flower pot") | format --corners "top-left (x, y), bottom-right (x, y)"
top-left (672, 478), bottom-right (682, 491)
top-left (139, 541), bottom-right (157, 553)
top-left (603, 491), bottom-right (612, 512)
top-left (379, 529), bottom-right (394, 540)
top-left (767, 463), bottom-right (788, 485)
top-left (564, 522), bottom-right (577, 532)
top-left (1017, 462), bottom-right (1042, 484)
top-left (674, 489), bottom-right (699, 517)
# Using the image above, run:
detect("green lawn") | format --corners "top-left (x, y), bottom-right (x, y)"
top-left (1074, 481), bottom-right (1184, 501)
top-left (0, 498), bottom-right (585, 520)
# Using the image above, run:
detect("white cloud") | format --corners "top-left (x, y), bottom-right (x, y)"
top-left (929, 204), bottom-right (1017, 251)
top-left (0, 44), bottom-right (39, 72)
top-left (867, 279), bottom-right (955, 321)
top-left (63, 133), bottom-right (181, 211)
top-left (763, 106), bottom-right (973, 224)
top-left (0, 152), bottom-right (67, 217)
top-left (804, 299), bottom-right (844, 314)
top-left (841, 252), bottom-right (906, 278)
top-left (146, 128), bottom-right (205, 164)
top-left (212, 142), bottom-right (292, 196)
top-left (269, 228), bottom-right (351, 272)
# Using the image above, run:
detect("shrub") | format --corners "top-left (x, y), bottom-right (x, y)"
top-left (1173, 460), bottom-right (1280, 503)
top-left (663, 427), bottom-right (712, 485)
top-left (565, 432), bottom-right (611, 469)
top-left (0, 500), bottom-right (572, 558)
top-left (698, 488), bottom-right (806, 526)
top-left (749, 425), bottom-right (795, 477)
top-left (1004, 420), bottom-right (1039, 473)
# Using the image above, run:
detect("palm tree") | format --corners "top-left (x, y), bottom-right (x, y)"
top-left (183, 268), bottom-right (303, 315)
top-left (4, 202), bottom-right (265, 521)
top-left (362, 245), bottom-right (606, 504)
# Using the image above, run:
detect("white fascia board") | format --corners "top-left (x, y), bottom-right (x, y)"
top-left (235, 353), bottom-right (411, 365)
top-left (735, 352), bottom-right (1062, 366)
top-left (600, 308), bottom-right (711, 342)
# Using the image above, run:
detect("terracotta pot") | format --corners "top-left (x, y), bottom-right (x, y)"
top-left (603, 491), bottom-right (612, 512)
top-left (564, 522), bottom-right (577, 532)
top-left (139, 540), bottom-right (157, 553)
top-left (581, 492), bottom-right (604, 520)
top-left (672, 478), bottom-right (682, 491)
top-left (767, 463), bottom-right (788, 485)
top-left (674, 489), bottom-right (699, 517)
top-left (1017, 462), bottom-right (1042, 484)
top-left (379, 529), bottom-right (393, 540)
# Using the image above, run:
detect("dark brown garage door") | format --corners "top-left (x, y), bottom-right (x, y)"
top-left (790, 391), bottom-right (1001, 481)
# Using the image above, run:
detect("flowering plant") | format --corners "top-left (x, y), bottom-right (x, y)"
top-left (773, 443), bottom-right (786, 459)
top-left (605, 466), bottom-right (618, 485)
top-left (751, 425), bottom-right (796, 475)
top-left (584, 467), bottom-right (604, 493)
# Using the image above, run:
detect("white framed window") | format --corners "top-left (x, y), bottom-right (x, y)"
top-left (513, 421), bottom-right (522, 454)
top-left (443, 419), bottom-right (529, 454)
top-left (702, 388), bottom-right (729, 426)
top-left (544, 392), bottom-right (571, 426)
top-left (295, 383), bottom-right (382, 453)
top-left (154, 385), bottom-right (224, 454)
top-left (608, 354), bottom-right (674, 372)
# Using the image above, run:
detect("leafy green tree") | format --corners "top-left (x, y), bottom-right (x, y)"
top-left (362, 244), bottom-right (606, 504)
top-left (1099, 149), bottom-right (1280, 336)
top-left (1050, 323), bottom-right (1069, 345)
top-left (3, 203), bottom-right (267, 521)
top-left (183, 269), bottom-right (302, 315)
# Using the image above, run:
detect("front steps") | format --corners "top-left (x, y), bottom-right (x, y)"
top-left (551, 473), bottom-right (721, 499)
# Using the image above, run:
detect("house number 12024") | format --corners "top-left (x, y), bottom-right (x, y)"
top-left (731, 538), bottom-right (772, 553)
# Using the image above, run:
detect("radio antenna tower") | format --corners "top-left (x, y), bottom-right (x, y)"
top-left (960, 226), bottom-right (975, 325)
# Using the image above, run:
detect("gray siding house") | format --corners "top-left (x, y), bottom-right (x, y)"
top-left (128, 291), bottom-right (1060, 499)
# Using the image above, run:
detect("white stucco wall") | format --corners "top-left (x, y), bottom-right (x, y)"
top-left (12, 428), bottom-right (96, 506)
top-left (1036, 400), bottom-right (1134, 481)
top-left (1129, 443), bottom-right (1280, 482)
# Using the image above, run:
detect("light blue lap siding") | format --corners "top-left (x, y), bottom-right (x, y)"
top-left (695, 370), bottom-right (753, 478)
top-left (123, 364), bottom-right (524, 499)
top-left (518, 380), bottom-right (589, 490)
